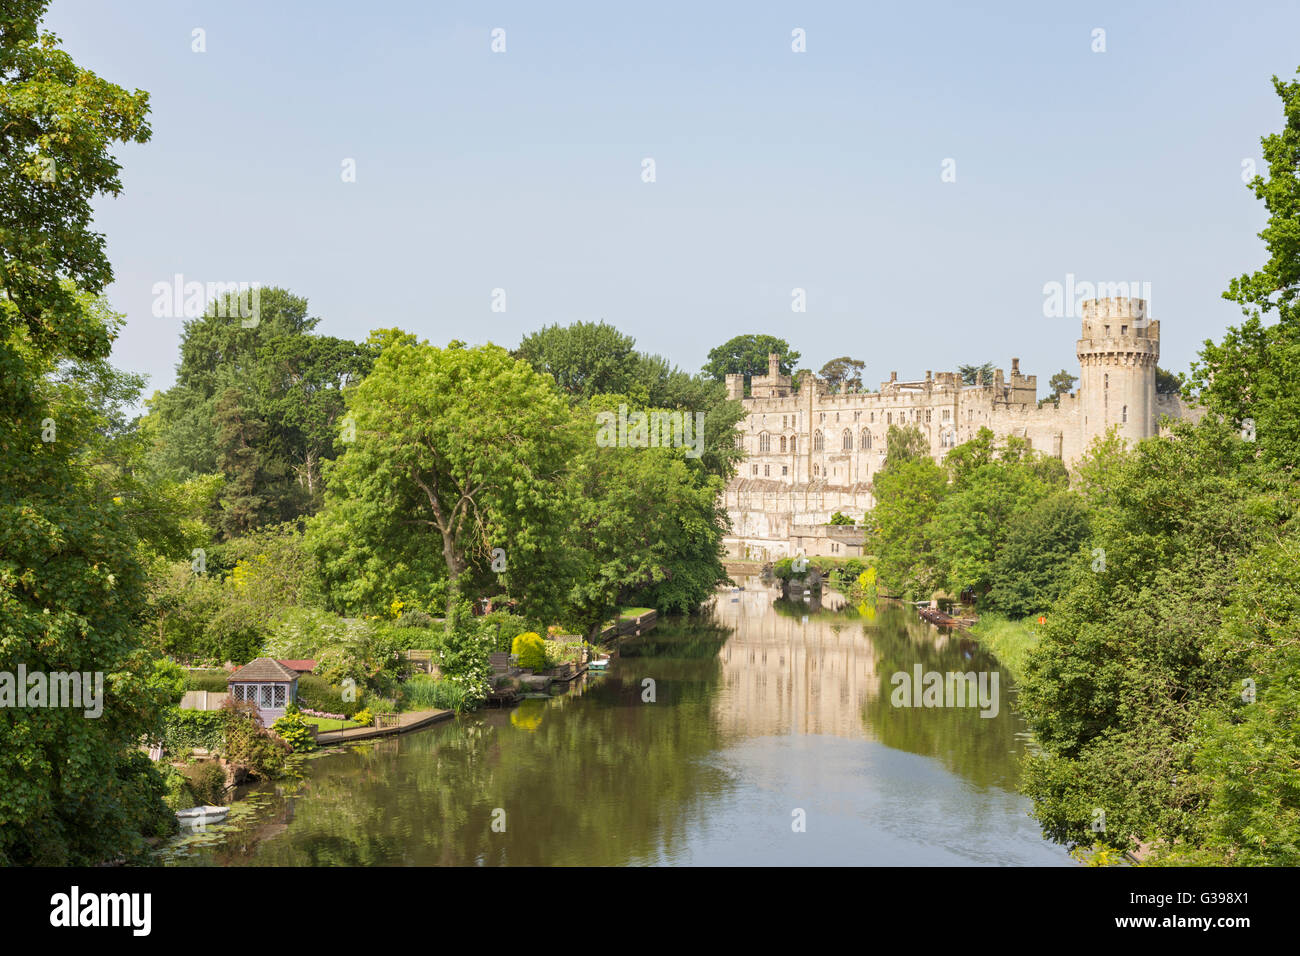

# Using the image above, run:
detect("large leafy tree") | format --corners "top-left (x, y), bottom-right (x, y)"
top-left (145, 287), bottom-right (372, 528)
top-left (0, 1), bottom-right (176, 864)
top-left (561, 396), bottom-right (729, 637)
top-left (957, 362), bottom-right (995, 385)
top-left (1189, 66), bottom-right (1300, 472)
top-left (515, 320), bottom-right (640, 399)
top-left (983, 491), bottom-right (1089, 617)
top-left (1019, 420), bottom-right (1282, 855)
top-left (930, 429), bottom-right (1068, 597)
top-left (818, 356), bottom-right (866, 393)
top-left (701, 334), bottom-right (800, 383)
top-left (518, 324), bottom-right (746, 485)
top-left (309, 341), bottom-right (573, 619)
top-left (871, 425), bottom-right (948, 599)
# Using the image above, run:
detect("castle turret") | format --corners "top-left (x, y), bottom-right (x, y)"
top-left (1077, 298), bottom-right (1159, 448)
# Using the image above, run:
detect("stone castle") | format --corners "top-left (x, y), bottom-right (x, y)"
top-left (723, 298), bottom-right (1200, 561)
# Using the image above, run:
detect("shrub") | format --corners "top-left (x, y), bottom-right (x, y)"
top-left (271, 711), bottom-right (318, 752)
top-left (220, 700), bottom-right (289, 780)
top-left (544, 640), bottom-right (583, 668)
top-left (160, 766), bottom-right (195, 812)
top-left (435, 601), bottom-right (491, 706)
top-left (351, 707), bottom-right (374, 726)
top-left (182, 761), bottom-right (228, 805)
top-left (477, 611), bottom-right (536, 652)
top-left (398, 609), bottom-right (436, 628)
top-left (512, 632), bottom-right (547, 671)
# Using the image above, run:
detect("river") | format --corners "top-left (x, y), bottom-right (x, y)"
top-left (163, 579), bottom-right (1072, 866)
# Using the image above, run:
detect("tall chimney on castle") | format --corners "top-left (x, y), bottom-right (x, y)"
top-left (1011, 357), bottom-right (1019, 376)
top-left (768, 353), bottom-right (780, 378)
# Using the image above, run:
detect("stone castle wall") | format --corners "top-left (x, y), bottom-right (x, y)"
top-left (723, 298), bottom-right (1200, 561)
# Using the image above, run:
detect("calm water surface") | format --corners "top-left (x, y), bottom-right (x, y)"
top-left (166, 580), bottom-right (1072, 866)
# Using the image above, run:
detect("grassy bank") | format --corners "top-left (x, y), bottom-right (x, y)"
top-left (968, 613), bottom-right (1040, 684)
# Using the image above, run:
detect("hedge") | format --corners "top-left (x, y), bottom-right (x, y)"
top-left (160, 709), bottom-right (226, 754)
top-left (183, 669), bottom-right (231, 693)
top-left (297, 674), bottom-right (361, 717)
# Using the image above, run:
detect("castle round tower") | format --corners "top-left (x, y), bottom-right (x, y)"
top-left (1077, 297), bottom-right (1159, 449)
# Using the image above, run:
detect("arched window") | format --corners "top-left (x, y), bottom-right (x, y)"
top-left (814, 430), bottom-right (824, 452)
top-left (842, 429), bottom-right (853, 451)
top-left (759, 432), bottom-right (771, 453)
top-left (790, 436), bottom-right (797, 454)
top-left (779, 435), bottom-right (787, 453)
top-left (860, 429), bottom-right (872, 450)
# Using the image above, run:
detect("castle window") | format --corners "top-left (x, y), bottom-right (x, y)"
top-left (871, 412), bottom-right (875, 422)
top-left (780, 436), bottom-right (787, 453)
top-left (943, 409), bottom-right (950, 421)
top-left (764, 464), bottom-right (770, 477)
top-left (813, 464), bottom-right (820, 476)
top-left (790, 436), bottom-right (797, 454)
top-left (1104, 374), bottom-right (1109, 390)
top-left (1122, 405), bottom-right (1127, 423)
top-left (842, 429), bottom-right (853, 451)
top-left (926, 409), bottom-right (932, 423)
top-left (782, 416), bottom-right (788, 429)
top-left (813, 431), bottom-right (824, 452)
top-left (759, 432), bottom-right (771, 453)
top-left (860, 429), bottom-right (872, 450)
top-left (1121, 325), bottom-right (1128, 335)
top-left (819, 413), bottom-right (825, 424)
top-left (751, 465), bottom-right (759, 475)
top-left (887, 412), bottom-right (892, 424)
top-left (782, 465), bottom-right (788, 476)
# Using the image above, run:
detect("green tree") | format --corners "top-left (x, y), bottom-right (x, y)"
top-left (701, 334), bottom-right (800, 383)
top-left (983, 492), bottom-right (1089, 617)
top-left (930, 430), bottom-right (1069, 597)
top-left (1019, 419), bottom-right (1281, 855)
top-left (818, 356), bottom-right (866, 393)
top-left (1048, 369), bottom-right (1077, 397)
top-left (1155, 366), bottom-right (1183, 395)
top-left (309, 341), bottom-right (572, 619)
top-left (1189, 66), bottom-right (1300, 471)
top-left (958, 362), bottom-right (995, 385)
top-left (0, 1), bottom-right (178, 864)
top-left (561, 398), bottom-right (729, 636)
top-left (515, 321), bottom-right (640, 399)
top-left (872, 425), bottom-right (948, 598)
top-left (144, 287), bottom-right (372, 528)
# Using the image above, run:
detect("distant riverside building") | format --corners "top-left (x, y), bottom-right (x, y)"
top-left (723, 298), bottom-right (1201, 561)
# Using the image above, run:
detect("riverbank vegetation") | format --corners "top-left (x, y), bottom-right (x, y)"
top-left (0, 4), bottom-right (742, 864)
top-left (867, 66), bottom-right (1300, 865)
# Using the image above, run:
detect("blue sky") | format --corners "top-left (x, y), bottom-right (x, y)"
top-left (42, 0), bottom-right (1300, 398)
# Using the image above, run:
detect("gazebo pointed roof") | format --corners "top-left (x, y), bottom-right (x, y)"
top-left (227, 657), bottom-right (299, 683)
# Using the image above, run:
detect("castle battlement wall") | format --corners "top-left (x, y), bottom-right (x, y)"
top-left (723, 299), bottom-right (1199, 561)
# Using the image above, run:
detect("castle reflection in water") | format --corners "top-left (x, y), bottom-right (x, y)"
top-left (710, 577), bottom-right (963, 741)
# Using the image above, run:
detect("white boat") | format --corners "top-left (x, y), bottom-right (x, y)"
top-left (588, 658), bottom-right (612, 670)
top-left (176, 805), bottom-right (229, 826)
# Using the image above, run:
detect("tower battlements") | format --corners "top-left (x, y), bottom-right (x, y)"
top-left (1081, 297), bottom-right (1149, 321)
